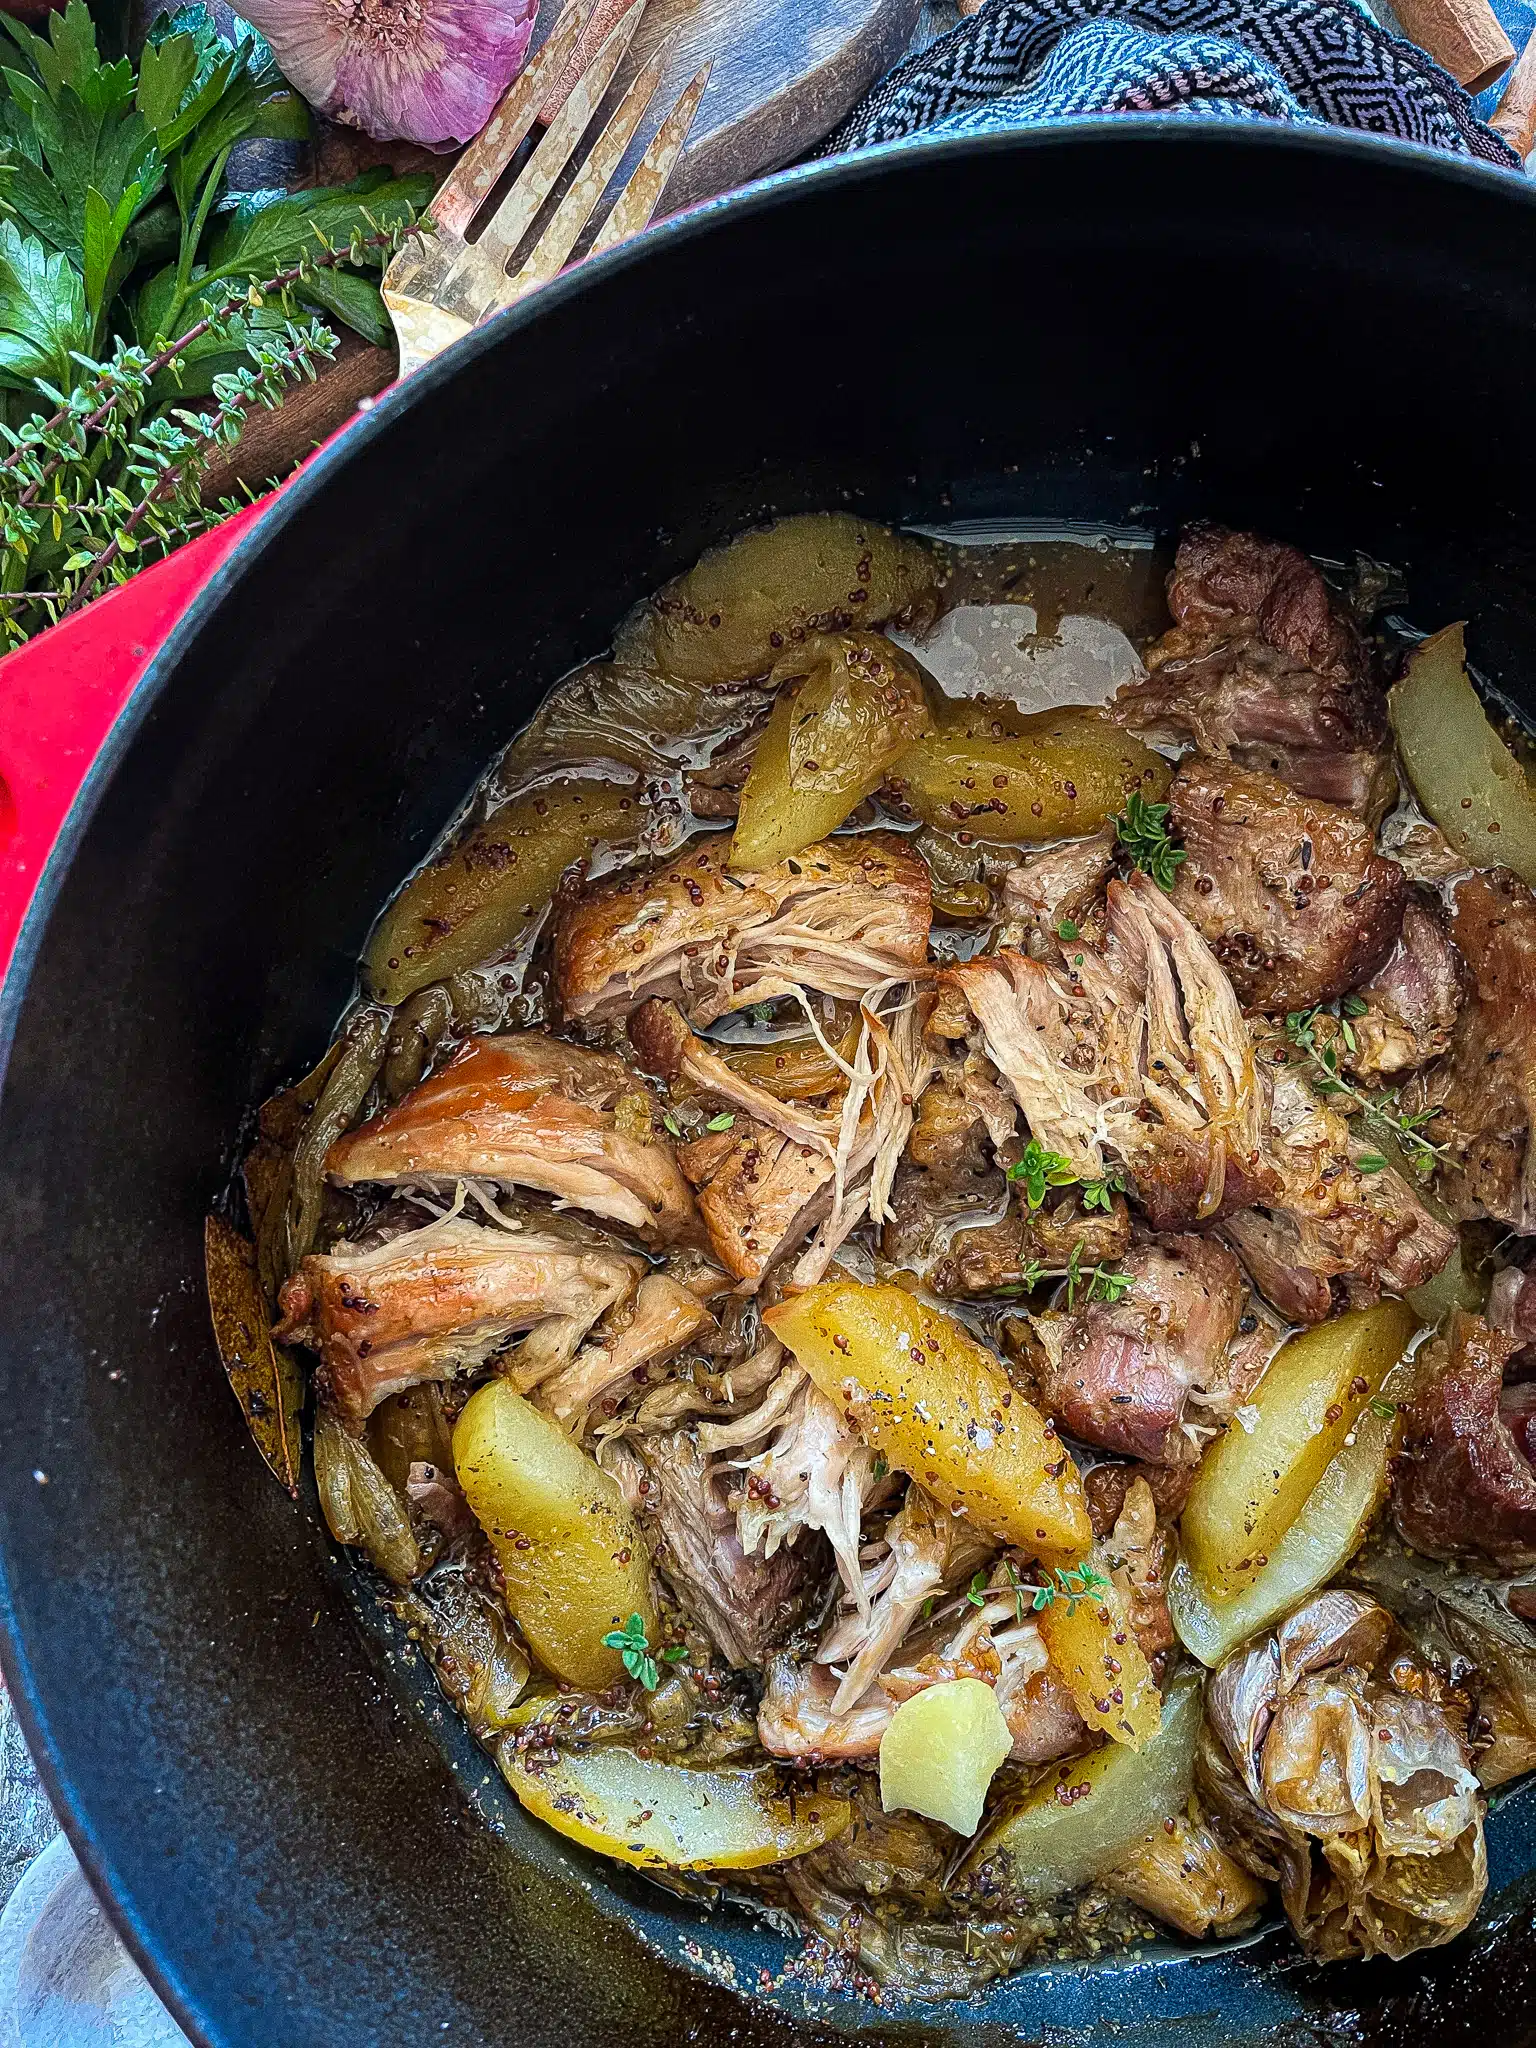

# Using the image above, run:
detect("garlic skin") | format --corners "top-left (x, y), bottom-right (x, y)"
top-left (237, 0), bottom-right (539, 151)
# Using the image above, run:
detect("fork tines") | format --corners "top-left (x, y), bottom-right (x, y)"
top-left (382, 0), bottom-right (709, 376)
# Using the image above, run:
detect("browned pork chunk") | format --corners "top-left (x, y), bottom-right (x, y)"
top-left (325, 1031), bottom-right (700, 1247)
top-left (1489, 1263), bottom-right (1536, 1361)
top-left (1028, 1237), bottom-right (1248, 1464)
top-left (633, 1430), bottom-right (821, 1668)
top-left (677, 1116), bottom-right (837, 1286)
top-left (275, 1216), bottom-right (643, 1431)
top-left (1343, 896), bottom-right (1465, 1084)
top-left (1394, 1311), bottom-right (1536, 1574)
top-left (1114, 526), bottom-right (1391, 816)
top-left (1168, 762), bottom-right (1406, 1013)
top-left (1406, 868), bottom-right (1536, 1232)
top-left (554, 831), bottom-right (931, 1028)
top-left (1166, 524), bottom-right (1368, 675)
top-left (1219, 1056), bottom-right (1454, 1323)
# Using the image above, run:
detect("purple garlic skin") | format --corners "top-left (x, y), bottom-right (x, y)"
top-left (238, 0), bottom-right (539, 150)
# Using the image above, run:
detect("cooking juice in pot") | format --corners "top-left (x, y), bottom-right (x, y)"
top-left (210, 511), bottom-right (1536, 1998)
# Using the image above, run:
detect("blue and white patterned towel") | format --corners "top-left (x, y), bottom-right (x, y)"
top-left (825, 0), bottom-right (1520, 166)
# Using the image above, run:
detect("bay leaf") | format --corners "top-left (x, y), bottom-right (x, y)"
top-left (204, 1211), bottom-right (304, 1496)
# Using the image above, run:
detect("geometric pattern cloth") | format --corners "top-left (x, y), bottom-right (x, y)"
top-left (824, 0), bottom-right (1520, 166)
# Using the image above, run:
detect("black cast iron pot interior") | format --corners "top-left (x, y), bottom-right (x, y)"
top-left (6, 124), bottom-right (1536, 2048)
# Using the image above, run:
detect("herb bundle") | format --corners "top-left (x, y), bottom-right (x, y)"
top-left (0, 2), bottom-right (434, 647)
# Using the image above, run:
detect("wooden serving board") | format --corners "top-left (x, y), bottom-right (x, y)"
top-left (526, 0), bottom-right (924, 213)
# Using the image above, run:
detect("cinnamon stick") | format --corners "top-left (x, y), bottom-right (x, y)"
top-left (1491, 28), bottom-right (1536, 157)
top-left (1391, 0), bottom-right (1513, 94)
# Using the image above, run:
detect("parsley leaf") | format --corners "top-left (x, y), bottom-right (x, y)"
top-left (704, 1111), bottom-right (735, 1132)
top-left (0, 217), bottom-right (89, 387)
top-left (1115, 791), bottom-right (1187, 892)
top-left (1056, 917), bottom-right (1079, 941)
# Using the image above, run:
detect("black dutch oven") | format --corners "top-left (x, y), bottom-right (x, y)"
top-left (3, 123), bottom-right (1536, 2048)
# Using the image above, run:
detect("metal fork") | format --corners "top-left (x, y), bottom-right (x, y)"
top-left (382, 0), bottom-right (708, 377)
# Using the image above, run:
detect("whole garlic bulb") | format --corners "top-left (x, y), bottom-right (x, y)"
top-left (236, 0), bottom-right (539, 150)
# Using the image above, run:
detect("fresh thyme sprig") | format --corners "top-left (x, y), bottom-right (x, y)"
top-left (967, 1559), bottom-right (1112, 1622)
top-left (601, 1613), bottom-right (686, 1692)
top-left (995, 1243), bottom-right (1134, 1307)
top-left (1115, 791), bottom-right (1187, 892)
top-left (1005, 1137), bottom-right (1077, 1209)
top-left (1005, 1141), bottom-right (1126, 1217)
top-left (1281, 1004), bottom-right (1448, 1181)
top-left (0, 220), bottom-right (425, 648)
top-left (1063, 1242), bottom-right (1134, 1308)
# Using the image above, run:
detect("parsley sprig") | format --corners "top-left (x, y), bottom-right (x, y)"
top-left (967, 1559), bottom-right (1112, 1622)
top-left (1282, 1005), bottom-right (1448, 1181)
top-left (1115, 792), bottom-right (1187, 892)
top-left (601, 1613), bottom-right (686, 1692)
top-left (0, 3), bottom-right (433, 651)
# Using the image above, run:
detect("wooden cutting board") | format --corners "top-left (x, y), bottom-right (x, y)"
top-left (526, 0), bottom-right (924, 212)
top-left (209, 0), bottom-right (921, 491)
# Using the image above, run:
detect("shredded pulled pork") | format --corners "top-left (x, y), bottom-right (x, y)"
top-left (629, 1426), bottom-right (821, 1668)
top-left (729, 1372), bottom-right (884, 1612)
top-left (554, 831), bottom-right (932, 1028)
top-left (938, 871), bottom-right (1271, 1229)
top-left (756, 1484), bottom-right (1084, 1767)
top-left (649, 978), bottom-right (931, 1290)
top-left (534, 1272), bottom-right (715, 1434)
top-left (275, 1212), bottom-right (642, 1430)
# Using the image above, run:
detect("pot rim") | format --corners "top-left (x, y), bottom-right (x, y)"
top-left (1, 115), bottom-right (1532, 2046)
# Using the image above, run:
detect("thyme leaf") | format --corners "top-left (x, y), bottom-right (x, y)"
top-left (601, 1613), bottom-right (662, 1691)
top-left (1005, 1136), bottom-right (1077, 1210)
top-left (1115, 791), bottom-right (1187, 892)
